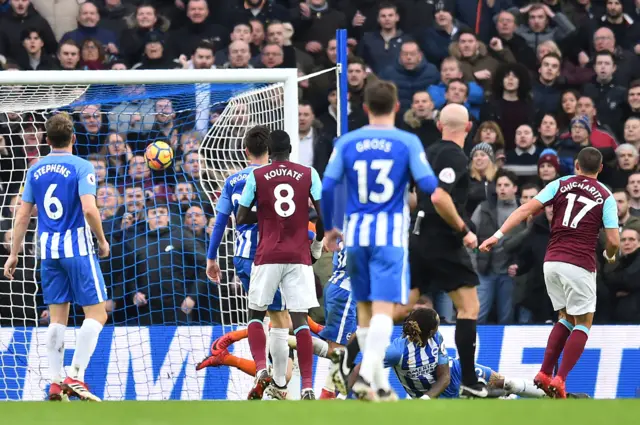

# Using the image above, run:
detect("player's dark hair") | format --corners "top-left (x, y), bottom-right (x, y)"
top-left (244, 125), bottom-right (270, 157)
top-left (45, 113), bottom-right (74, 148)
top-left (193, 40), bottom-right (215, 55)
top-left (402, 308), bottom-right (440, 347)
top-left (594, 50), bottom-right (616, 65)
top-left (495, 168), bottom-right (518, 186)
top-left (269, 130), bottom-right (292, 159)
top-left (364, 80), bottom-right (398, 116)
top-left (577, 147), bottom-right (603, 175)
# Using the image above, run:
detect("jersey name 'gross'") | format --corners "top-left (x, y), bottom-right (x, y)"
top-left (355, 138), bottom-right (393, 153)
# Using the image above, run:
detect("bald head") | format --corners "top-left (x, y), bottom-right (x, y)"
top-left (439, 104), bottom-right (469, 132)
top-left (594, 27), bottom-right (615, 52)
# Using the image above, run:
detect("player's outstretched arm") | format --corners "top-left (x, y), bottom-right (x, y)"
top-left (602, 195), bottom-right (620, 263)
top-left (206, 211), bottom-right (230, 282)
top-left (80, 194), bottom-right (109, 258)
top-left (3, 201), bottom-right (34, 280)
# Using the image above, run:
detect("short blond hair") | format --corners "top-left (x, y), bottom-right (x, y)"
top-left (45, 113), bottom-right (74, 148)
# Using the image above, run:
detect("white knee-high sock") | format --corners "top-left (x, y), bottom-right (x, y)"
top-left (269, 328), bottom-right (290, 387)
top-left (362, 314), bottom-right (393, 391)
top-left (505, 378), bottom-right (546, 398)
top-left (70, 318), bottom-right (103, 382)
top-left (355, 327), bottom-right (369, 379)
top-left (46, 323), bottom-right (66, 384)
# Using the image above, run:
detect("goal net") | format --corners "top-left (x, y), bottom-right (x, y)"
top-left (0, 68), bottom-right (329, 401)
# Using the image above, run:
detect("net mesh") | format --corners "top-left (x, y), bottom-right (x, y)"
top-left (0, 79), bottom-right (291, 400)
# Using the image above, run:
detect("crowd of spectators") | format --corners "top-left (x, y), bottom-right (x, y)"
top-left (1, 0), bottom-right (640, 325)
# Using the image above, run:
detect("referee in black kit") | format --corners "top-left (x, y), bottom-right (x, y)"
top-left (409, 103), bottom-right (487, 398)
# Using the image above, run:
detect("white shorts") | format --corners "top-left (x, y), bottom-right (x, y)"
top-left (543, 261), bottom-right (597, 316)
top-left (248, 263), bottom-right (319, 312)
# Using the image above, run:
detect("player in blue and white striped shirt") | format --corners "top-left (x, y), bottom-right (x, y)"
top-left (3, 113), bottom-right (108, 402)
top-left (321, 80), bottom-right (438, 400)
top-left (380, 308), bottom-right (546, 399)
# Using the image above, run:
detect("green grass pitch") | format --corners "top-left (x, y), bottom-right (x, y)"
top-left (3, 400), bottom-right (640, 425)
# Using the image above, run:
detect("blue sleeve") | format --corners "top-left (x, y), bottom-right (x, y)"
top-left (207, 211), bottom-right (230, 260)
top-left (602, 195), bottom-right (618, 229)
top-left (310, 167), bottom-right (322, 201)
top-left (216, 180), bottom-right (233, 215)
top-left (21, 169), bottom-right (34, 203)
top-left (238, 170), bottom-right (257, 208)
top-left (534, 178), bottom-right (561, 205)
top-left (308, 230), bottom-right (316, 241)
top-left (383, 338), bottom-right (404, 368)
top-left (77, 161), bottom-right (97, 197)
top-left (434, 332), bottom-right (449, 365)
top-left (467, 82), bottom-right (485, 106)
top-left (407, 137), bottom-right (437, 194)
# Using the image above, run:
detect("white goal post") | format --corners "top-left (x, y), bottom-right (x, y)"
top-left (0, 68), bottom-right (313, 401)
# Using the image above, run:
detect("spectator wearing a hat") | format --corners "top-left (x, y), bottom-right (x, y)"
top-left (504, 124), bottom-right (542, 178)
top-left (556, 115), bottom-right (592, 174)
top-left (471, 168), bottom-right (525, 324)
top-left (421, 0), bottom-right (469, 68)
top-left (467, 142), bottom-right (498, 216)
top-left (450, 29), bottom-right (517, 93)
top-left (537, 152), bottom-right (561, 187)
top-left (378, 40), bottom-right (439, 113)
top-left (357, 3), bottom-right (410, 75)
top-left (563, 95), bottom-right (619, 150)
top-left (600, 143), bottom-right (640, 190)
top-left (131, 31), bottom-right (181, 70)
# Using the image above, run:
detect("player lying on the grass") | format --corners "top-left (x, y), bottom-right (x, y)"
top-left (3, 113), bottom-right (108, 402)
top-left (346, 307), bottom-right (546, 399)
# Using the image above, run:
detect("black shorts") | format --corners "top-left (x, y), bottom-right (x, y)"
top-left (409, 234), bottom-right (479, 294)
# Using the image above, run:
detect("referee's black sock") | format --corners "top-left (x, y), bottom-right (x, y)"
top-left (456, 318), bottom-right (479, 386)
top-left (346, 337), bottom-right (360, 369)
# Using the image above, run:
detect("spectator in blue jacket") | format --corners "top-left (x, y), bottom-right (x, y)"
top-left (378, 40), bottom-right (439, 112)
top-left (60, 2), bottom-right (118, 56)
top-left (428, 56), bottom-right (484, 119)
top-left (421, 0), bottom-right (469, 68)
top-left (357, 2), bottom-right (410, 75)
